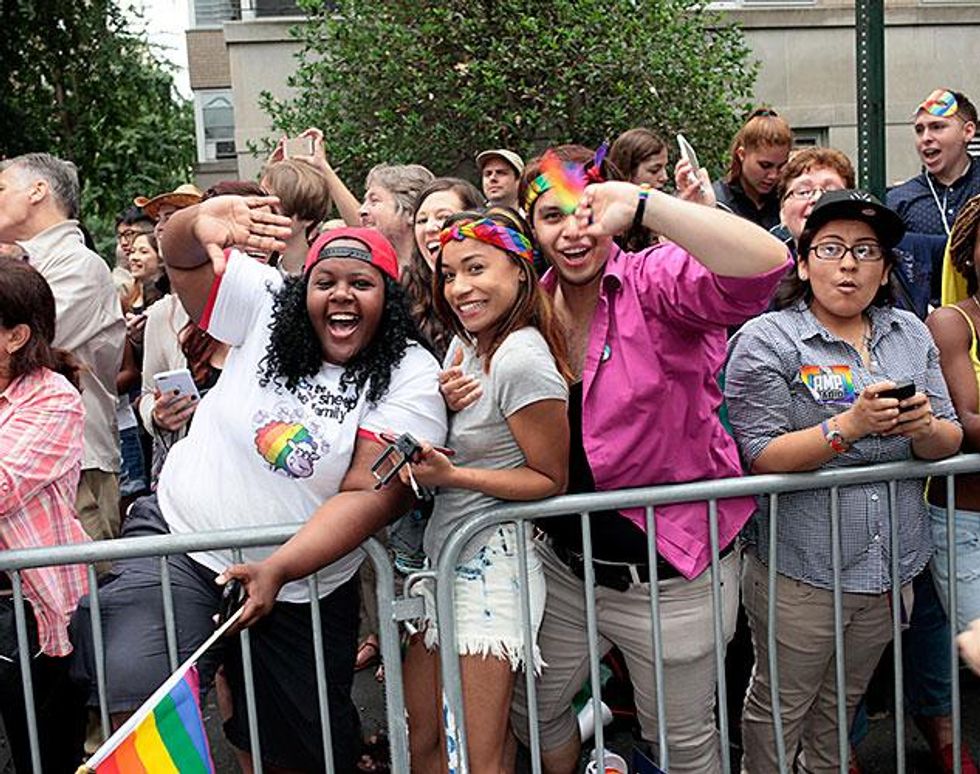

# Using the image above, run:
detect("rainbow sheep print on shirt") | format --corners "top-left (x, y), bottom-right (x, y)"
top-left (800, 365), bottom-right (856, 405)
top-left (253, 420), bottom-right (321, 479)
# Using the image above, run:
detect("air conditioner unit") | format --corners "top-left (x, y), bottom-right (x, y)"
top-left (204, 139), bottom-right (237, 162)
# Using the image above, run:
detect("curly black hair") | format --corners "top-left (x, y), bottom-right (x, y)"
top-left (259, 273), bottom-right (423, 404)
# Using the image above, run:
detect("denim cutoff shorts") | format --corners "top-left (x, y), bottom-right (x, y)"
top-left (416, 523), bottom-right (546, 674)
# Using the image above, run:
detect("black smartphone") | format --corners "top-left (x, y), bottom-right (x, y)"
top-left (878, 380), bottom-right (916, 411)
top-left (217, 579), bottom-right (245, 625)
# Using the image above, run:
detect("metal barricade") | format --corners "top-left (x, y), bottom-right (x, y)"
top-left (0, 527), bottom-right (412, 774)
top-left (433, 454), bottom-right (980, 774)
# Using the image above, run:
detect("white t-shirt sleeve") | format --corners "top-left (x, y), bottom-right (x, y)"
top-left (493, 329), bottom-right (569, 418)
top-left (205, 250), bottom-right (283, 347)
top-left (360, 344), bottom-right (449, 447)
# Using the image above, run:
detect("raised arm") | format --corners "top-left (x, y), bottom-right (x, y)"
top-left (577, 181), bottom-right (786, 277)
top-left (303, 129), bottom-right (363, 227)
top-left (160, 195), bottom-right (291, 322)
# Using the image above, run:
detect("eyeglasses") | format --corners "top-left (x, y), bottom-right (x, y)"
top-left (117, 227), bottom-right (152, 243)
top-left (809, 241), bottom-right (884, 262)
top-left (917, 89), bottom-right (958, 118)
top-left (785, 185), bottom-right (842, 202)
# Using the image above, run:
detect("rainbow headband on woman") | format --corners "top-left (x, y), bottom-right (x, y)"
top-left (438, 218), bottom-right (534, 263)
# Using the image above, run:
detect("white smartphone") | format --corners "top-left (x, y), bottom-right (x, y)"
top-left (676, 133), bottom-right (706, 194)
top-left (283, 136), bottom-right (314, 158)
top-left (676, 133), bottom-right (701, 173)
top-left (154, 368), bottom-right (201, 402)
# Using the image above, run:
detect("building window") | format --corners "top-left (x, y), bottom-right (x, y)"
top-left (240, 0), bottom-right (302, 18)
top-left (192, 0), bottom-right (241, 27)
top-left (195, 91), bottom-right (237, 163)
top-left (793, 128), bottom-right (830, 148)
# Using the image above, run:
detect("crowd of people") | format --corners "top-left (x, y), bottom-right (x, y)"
top-left (1, 86), bottom-right (980, 774)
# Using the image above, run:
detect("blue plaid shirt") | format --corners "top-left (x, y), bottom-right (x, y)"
top-left (725, 302), bottom-right (958, 592)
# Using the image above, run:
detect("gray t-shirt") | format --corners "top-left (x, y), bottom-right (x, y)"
top-left (423, 327), bottom-right (568, 563)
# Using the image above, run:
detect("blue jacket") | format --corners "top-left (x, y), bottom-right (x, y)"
top-left (886, 158), bottom-right (980, 306)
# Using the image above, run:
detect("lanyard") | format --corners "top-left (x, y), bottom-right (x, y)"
top-left (926, 173), bottom-right (952, 235)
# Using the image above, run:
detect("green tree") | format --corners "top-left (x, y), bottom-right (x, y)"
top-left (0, 0), bottom-right (195, 257)
top-left (262, 0), bottom-right (758, 189)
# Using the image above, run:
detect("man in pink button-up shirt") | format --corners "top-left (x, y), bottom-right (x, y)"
top-left (501, 145), bottom-right (790, 774)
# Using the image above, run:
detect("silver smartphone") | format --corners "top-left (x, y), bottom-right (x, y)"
top-left (154, 367), bottom-right (201, 402)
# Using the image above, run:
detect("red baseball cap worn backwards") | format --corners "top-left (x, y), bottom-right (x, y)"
top-left (304, 227), bottom-right (400, 282)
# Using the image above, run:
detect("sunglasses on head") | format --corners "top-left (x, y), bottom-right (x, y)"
top-left (750, 108), bottom-right (779, 119)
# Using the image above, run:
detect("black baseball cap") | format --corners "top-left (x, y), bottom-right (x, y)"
top-left (798, 189), bottom-right (906, 258)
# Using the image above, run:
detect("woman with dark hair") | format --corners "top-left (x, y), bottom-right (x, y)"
top-left (70, 195), bottom-right (447, 773)
top-left (609, 127), bottom-right (670, 190)
top-left (0, 256), bottom-right (89, 774)
top-left (401, 207), bottom-right (570, 772)
top-left (725, 191), bottom-right (961, 772)
top-left (406, 177), bottom-right (484, 360)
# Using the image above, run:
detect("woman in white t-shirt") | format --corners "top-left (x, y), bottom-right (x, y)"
top-left (71, 195), bottom-right (447, 773)
top-left (403, 207), bottom-right (571, 773)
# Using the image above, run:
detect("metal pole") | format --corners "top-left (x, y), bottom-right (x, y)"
top-left (855, 0), bottom-right (886, 198)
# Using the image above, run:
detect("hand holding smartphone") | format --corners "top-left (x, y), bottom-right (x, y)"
top-left (676, 133), bottom-right (707, 196)
top-left (877, 380), bottom-right (916, 412)
top-left (154, 368), bottom-right (201, 403)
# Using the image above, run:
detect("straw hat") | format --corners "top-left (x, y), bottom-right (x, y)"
top-left (134, 183), bottom-right (203, 220)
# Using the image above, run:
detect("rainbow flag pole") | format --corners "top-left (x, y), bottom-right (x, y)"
top-left (79, 606), bottom-right (244, 773)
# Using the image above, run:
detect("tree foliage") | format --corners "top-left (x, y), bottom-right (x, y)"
top-left (0, 0), bottom-right (195, 255)
top-left (262, 0), bottom-right (758, 188)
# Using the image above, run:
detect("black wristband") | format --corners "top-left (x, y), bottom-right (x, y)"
top-left (632, 186), bottom-right (651, 231)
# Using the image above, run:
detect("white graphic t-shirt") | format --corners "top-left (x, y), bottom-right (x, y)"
top-left (157, 253), bottom-right (447, 602)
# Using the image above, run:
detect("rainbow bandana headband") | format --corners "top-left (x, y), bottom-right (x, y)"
top-left (439, 218), bottom-right (534, 263)
top-left (917, 89), bottom-right (958, 118)
top-left (523, 143), bottom-right (608, 213)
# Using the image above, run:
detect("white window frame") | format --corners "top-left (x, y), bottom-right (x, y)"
top-left (194, 89), bottom-right (237, 164)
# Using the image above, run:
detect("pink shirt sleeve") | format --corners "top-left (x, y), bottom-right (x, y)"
top-left (633, 243), bottom-right (792, 333)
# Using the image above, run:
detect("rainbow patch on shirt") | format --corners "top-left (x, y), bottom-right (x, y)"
top-left (253, 420), bottom-right (320, 479)
top-left (800, 365), bottom-right (856, 405)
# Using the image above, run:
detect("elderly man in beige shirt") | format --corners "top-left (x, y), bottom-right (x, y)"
top-left (0, 153), bottom-right (125, 541)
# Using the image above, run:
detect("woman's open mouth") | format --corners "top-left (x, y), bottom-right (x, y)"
top-left (327, 312), bottom-right (360, 336)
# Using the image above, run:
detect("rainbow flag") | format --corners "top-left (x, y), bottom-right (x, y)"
top-left (90, 667), bottom-right (214, 773)
top-left (82, 609), bottom-right (241, 774)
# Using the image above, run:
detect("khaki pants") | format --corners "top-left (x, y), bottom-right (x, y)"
top-left (75, 469), bottom-right (120, 542)
top-left (511, 542), bottom-right (738, 773)
top-left (740, 554), bottom-right (896, 774)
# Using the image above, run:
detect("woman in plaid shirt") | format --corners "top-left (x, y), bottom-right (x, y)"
top-left (0, 256), bottom-right (90, 773)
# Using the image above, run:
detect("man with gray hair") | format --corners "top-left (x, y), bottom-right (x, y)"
top-left (0, 153), bottom-right (125, 541)
top-left (358, 163), bottom-right (434, 268)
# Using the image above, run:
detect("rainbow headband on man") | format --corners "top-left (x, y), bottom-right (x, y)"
top-left (439, 218), bottom-right (534, 263)
top-left (523, 143), bottom-right (608, 213)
